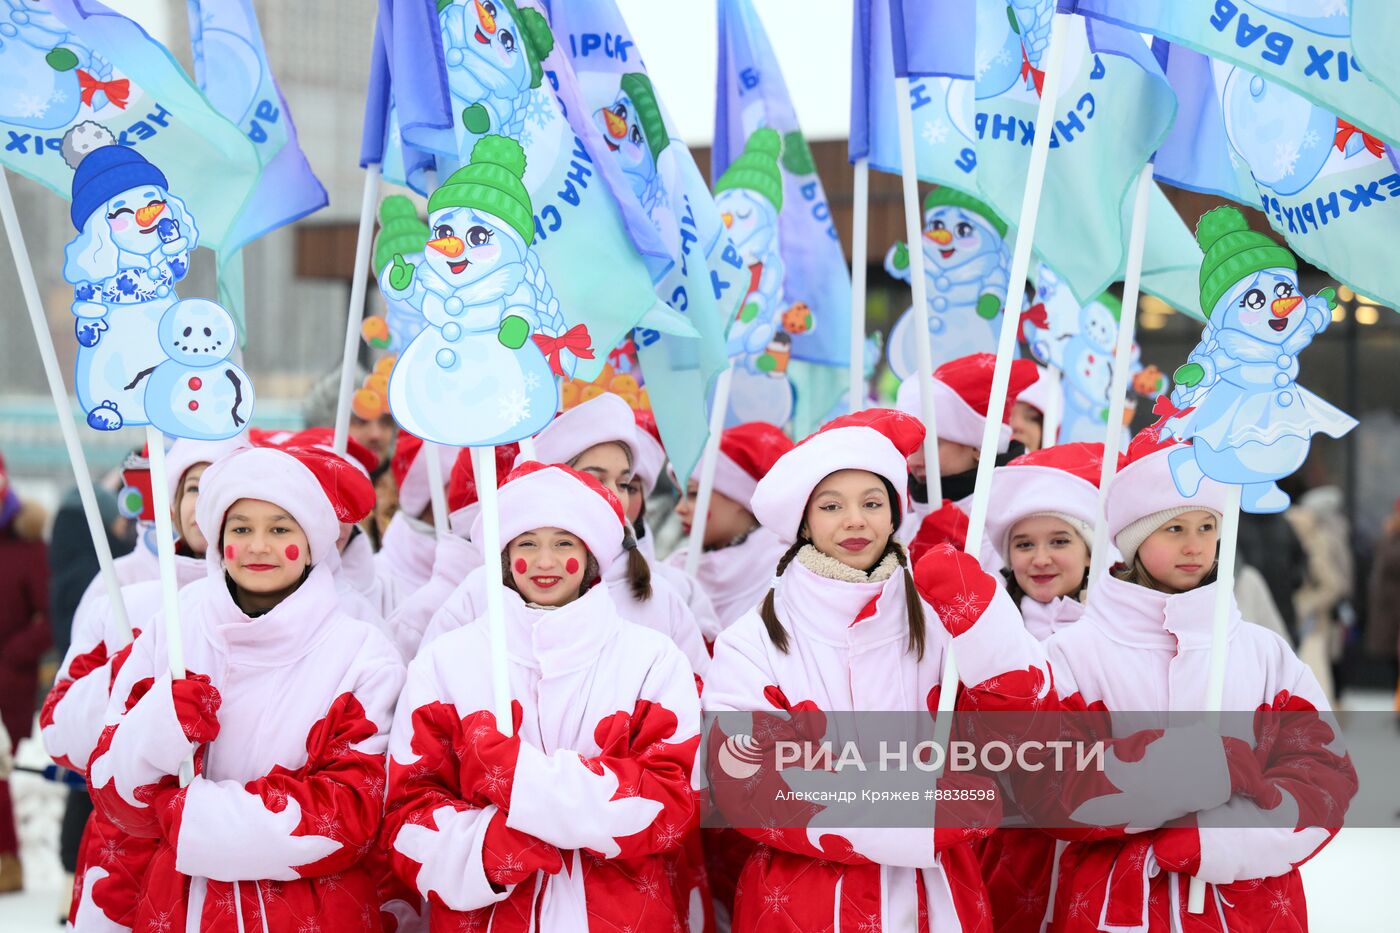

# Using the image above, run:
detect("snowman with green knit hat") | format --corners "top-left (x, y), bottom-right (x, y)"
top-left (714, 127), bottom-right (798, 426)
top-left (594, 72), bottom-right (671, 220)
top-left (1162, 206), bottom-right (1354, 513)
top-left (381, 135), bottom-right (592, 447)
top-left (372, 196), bottom-right (431, 353)
top-left (438, 0), bottom-right (554, 139)
top-left (884, 185), bottom-right (1011, 380)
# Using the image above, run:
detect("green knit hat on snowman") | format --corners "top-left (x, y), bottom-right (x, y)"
top-left (1196, 205), bottom-right (1296, 318)
top-left (428, 135), bottom-right (536, 246)
top-left (715, 127), bottom-right (784, 211)
top-left (373, 196), bottom-right (430, 274)
top-left (922, 186), bottom-right (1008, 239)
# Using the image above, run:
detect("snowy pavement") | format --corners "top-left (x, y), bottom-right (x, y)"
top-left (1, 701), bottom-right (1396, 931)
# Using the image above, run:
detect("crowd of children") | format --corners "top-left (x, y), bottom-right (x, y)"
top-left (38, 351), bottom-right (1354, 932)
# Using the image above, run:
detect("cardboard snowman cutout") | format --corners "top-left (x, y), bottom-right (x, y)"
top-left (62, 123), bottom-right (199, 431)
top-left (142, 299), bottom-right (255, 440)
top-left (1161, 207), bottom-right (1355, 513)
top-left (380, 135), bottom-right (593, 446)
top-left (884, 187), bottom-right (1010, 380)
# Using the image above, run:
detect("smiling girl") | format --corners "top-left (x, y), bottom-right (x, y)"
top-left (87, 447), bottom-right (404, 932)
top-left (383, 463), bottom-right (701, 929)
top-left (704, 410), bottom-right (1047, 931)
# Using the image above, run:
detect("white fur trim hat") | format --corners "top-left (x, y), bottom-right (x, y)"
top-left (165, 435), bottom-right (251, 501)
top-left (984, 442), bottom-right (1118, 562)
top-left (197, 447), bottom-right (340, 570)
top-left (752, 409), bottom-right (924, 544)
top-left (518, 392), bottom-right (638, 471)
top-left (630, 409), bottom-right (666, 496)
top-left (392, 433), bottom-right (457, 518)
top-left (895, 353), bottom-right (1039, 453)
top-left (471, 463), bottom-right (627, 574)
top-left (1107, 435), bottom-right (1229, 565)
top-left (1014, 365), bottom-right (1063, 443)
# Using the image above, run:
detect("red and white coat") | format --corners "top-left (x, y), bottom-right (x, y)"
top-left (386, 505), bottom-right (484, 662)
top-left (373, 512), bottom-right (439, 616)
top-left (87, 564), bottom-right (405, 933)
top-left (419, 558), bottom-right (711, 677)
top-left (996, 575), bottom-right (1355, 933)
top-left (666, 525), bottom-right (789, 640)
top-left (703, 548), bottom-right (1045, 932)
top-left (383, 581), bottom-right (702, 931)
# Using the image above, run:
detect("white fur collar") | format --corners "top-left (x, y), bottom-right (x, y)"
top-left (795, 544), bottom-right (902, 584)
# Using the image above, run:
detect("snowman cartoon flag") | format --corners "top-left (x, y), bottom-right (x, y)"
top-left (379, 135), bottom-right (591, 447)
top-left (1158, 207), bottom-right (1355, 514)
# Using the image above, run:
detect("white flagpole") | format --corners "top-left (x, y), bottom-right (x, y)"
top-left (1088, 164), bottom-right (1153, 584)
top-left (424, 442), bottom-right (450, 543)
top-left (1187, 483), bottom-right (1243, 913)
top-left (473, 446), bottom-right (514, 734)
top-left (1039, 365), bottom-right (1062, 447)
top-left (684, 363), bottom-right (735, 578)
top-left (892, 77), bottom-right (942, 504)
top-left (934, 13), bottom-right (1069, 729)
top-left (849, 158), bottom-right (870, 413)
top-left (333, 165), bottom-right (382, 455)
top-left (0, 168), bottom-right (131, 643)
top-left (145, 427), bottom-right (193, 785)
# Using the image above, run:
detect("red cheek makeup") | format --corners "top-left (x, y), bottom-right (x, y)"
top-left (284, 544), bottom-right (300, 561)
top-left (225, 545), bottom-right (237, 561)
top-left (565, 557), bottom-right (580, 574)
top-left (514, 558), bottom-right (528, 574)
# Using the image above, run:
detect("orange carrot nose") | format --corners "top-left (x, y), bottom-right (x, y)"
top-left (475, 0), bottom-right (497, 33)
top-left (603, 108), bottom-right (627, 139)
top-left (721, 212), bottom-right (733, 228)
top-left (135, 201), bottom-right (166, 227)
top-left (1271, 295), bottom-right (1303, 317)
top-left (428, 236), bottom-right (465, 258)
top-left (926, 227), bottom-right (953, 246)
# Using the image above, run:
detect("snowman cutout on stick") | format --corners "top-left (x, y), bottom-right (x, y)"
top-left (1160, 206), bottom-right (1355, 513)
top-left (884, 187), bottom-right (1010, 380)
top-left (379, 135), bottom-right (593, 447)
top-left (141, 299), bottom-right (255, 440)
top-left (61, 122), bottom-right (197, 431)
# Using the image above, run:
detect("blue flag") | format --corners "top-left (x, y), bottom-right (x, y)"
top-left (1068, 0), bottom-right (1400, 146)
top-left (0, 0), bottom-right (259, 251)
top-left (975, 2), bottom-right (1178, 305)
top-left (547, 0), bottom-right (746, 479)
top-left (186, 0), bottom-right (327, 328)
top-left (715, 0), bottom-right (852, 436)
top-left (1351, 0), bottom-right (1400, 115)
top-left (1154, 40), bottom-right (1400, 312)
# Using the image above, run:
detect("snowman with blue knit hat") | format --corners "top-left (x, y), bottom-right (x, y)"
top-left (885, 186), bottom-right (1010, 379)
top-left (61, 122), bottom-right (197, 431)
top-left (381, 135), bottom-right (592, 447)
top-left (1162, 206), bottom-right (1355, 513)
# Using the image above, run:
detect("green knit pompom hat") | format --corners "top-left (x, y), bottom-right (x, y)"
top-left (619, 72), bottom-right (669, 161)
top-left (428, 135), bottom-right (535, 246)
top-left (373, 196), bottom-right (430, 273)
top-left (1196, 205), bottom-right (1296, 318)
top-left (922, 186), bottom-right (1008, 239)
top-left (1094, 291), bottom-right (1122, 323)
top-left (714, 127), bottom-right (784, 211)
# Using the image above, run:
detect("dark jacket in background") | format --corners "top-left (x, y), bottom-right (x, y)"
top-left (47, 485), bottom-right (131, 659)
top-left (1238, 511), bottom-right (1307, 645)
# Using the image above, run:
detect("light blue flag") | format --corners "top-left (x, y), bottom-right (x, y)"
top-left (716, 0), bottom-right (852, 436)
top-left (1069, 0), bottom-right (1400, 147)
top-left (547, 0), bottom-right (746, 479)
top-left (365, 0), bottom-right (698, 447)
top-left (1155, 41), bottom-right (1400, 312)
top-left (187, 0), bottom-right (328, 330)
top-left (0, 0), bottom-right (259, 251)
top-left (1351, 1), bottom-right (1400, 114)
top-left (975, 1), bottom-right (1178, 305)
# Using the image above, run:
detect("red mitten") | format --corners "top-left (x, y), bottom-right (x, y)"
top-left (170, 673), bottom-right (221, 745)
top-left (913, 545), bottom-right (998, 637)
top-left (482, 809), bottom-right (563, 888)
top-left (459, 700), bottom-right (525, 812)
top-left (150, 781), bottom-right (189, 839)
top-left (909, 500), bottom-right (969, 567)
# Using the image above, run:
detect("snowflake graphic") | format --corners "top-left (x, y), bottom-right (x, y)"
top-left (480, 765), bottom-right (509, 796)
top-left (52, 89), bottom-right (68, 105)
top-left (523, 93), bottom-right (552, 129)
top-left (994, 47), bottom-right (1015, 67)
top-left (1273, 141), bottom-right (1301, 177)
top-left (762, 888), bottom-right (790, 913)
top-left (634, 874), bottom-right (661, 899)
top-left (98, 837), bottom-right (126, 865)
top-left (974, 52), bottom-right (995, 81)
top-left (1301, 129), bottom-right (1321, 150)
top-left (15, 93), bottom-right (50, 119)
top-left (488, 850), bottom-right (524, 881)
top-left (517, 126), bottom-right (534, 150)
top-left (498, 388), bottom-right (530, 427)
top-left (922, 119), bottom-right (949, 146)
top-left (522, 370), bottom-right (540, 391)
top-left (654, 821), bottom-right (684, 849)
